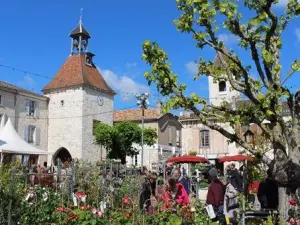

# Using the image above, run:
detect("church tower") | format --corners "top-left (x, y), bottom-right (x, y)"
top-left (208, 51), bottom-right (240, 106)
top-left (43, 16), bottom-right (115, 164)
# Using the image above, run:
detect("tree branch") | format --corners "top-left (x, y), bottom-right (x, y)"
top-left (230, 20), bottom-right (268, 87)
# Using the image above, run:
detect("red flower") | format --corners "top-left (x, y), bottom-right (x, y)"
top-left (290, 199), bottom-right (297, 206)
top-left (75, 191), bottom-right (86, 199)
top-left (57, 206), bottom-right (64, 212)
top-left (248, 181), bottom-right (260, 193)
top-left (122, 195), bottom-right (129, 205)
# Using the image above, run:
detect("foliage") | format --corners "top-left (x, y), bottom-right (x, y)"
top-left (20, 186), bottom-right (63, 225)
top-left (0, 162), bottom-right (27, 224)
top-left (187, 150), bottom-right (198, 156)
top-left (141, 0), bottom-right (300, 188)
top-left (94, 121), bottom-right (157, 164)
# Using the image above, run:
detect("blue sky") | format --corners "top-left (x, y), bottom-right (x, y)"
top-left (0, 0), bottom-right (299, 112)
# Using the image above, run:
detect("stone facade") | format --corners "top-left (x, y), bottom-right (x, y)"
top-left (45, 88), bottom-right (84, 163)
top-left (81, 86), bottom-right (114, 162)
top-left (0, 83), bottom-right (48, 164)
top-left (45, 86), bottom-right (113, 164)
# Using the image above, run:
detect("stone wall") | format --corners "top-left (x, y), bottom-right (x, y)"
top-left (46, 88), bottom-right (84, 164)
top-left (81, 86), bottom-right (114, 163)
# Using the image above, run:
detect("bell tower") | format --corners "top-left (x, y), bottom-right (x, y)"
top-left (69, 10), bottom-right (91, 55)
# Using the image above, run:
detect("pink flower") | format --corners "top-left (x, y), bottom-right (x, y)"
top-left (97, 211), bottom-right (104, 217)
top-left (57, 206), bottom-right (64, 212)
top-left (92, 208), bottom-right (97, 214)
top-left (290, 200), bottom-right (297, 206)
top-left (75, 192), bottom-right (86, 199)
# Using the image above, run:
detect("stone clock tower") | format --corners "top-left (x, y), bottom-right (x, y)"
top-left (42, 18), bottom-right (115, 164)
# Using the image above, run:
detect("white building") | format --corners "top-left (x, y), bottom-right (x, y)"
top-left (0, 19), bottom-right (115, 166)
top-left (180, 51), bottom-right (240, 165)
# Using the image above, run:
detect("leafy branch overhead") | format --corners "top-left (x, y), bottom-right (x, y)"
top-left (142, 0), bottom-right (300, 174)
top-left (94, 121), bottom-right (157, 164)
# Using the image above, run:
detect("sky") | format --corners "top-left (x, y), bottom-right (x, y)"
top-left (0, 0), bottom-right (299, 112)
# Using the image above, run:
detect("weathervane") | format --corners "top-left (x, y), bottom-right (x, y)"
top-left (80, 8), bottom-right (83, 22)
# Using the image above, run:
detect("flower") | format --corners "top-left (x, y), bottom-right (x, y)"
top-left (92, 208), bottom-right (97, 214)
top-left (122, 195), bottom-right (129, 205)
top-left (57, 206), bottom-right (64, 212)
top-left (75, 191), bottom-right (86, 199)
top-left (97, 211), bottom-right (104, 217)
top-left (290, 200), bottom-right (297, 206)
top-left (248, 181), bottom-right (260, 193)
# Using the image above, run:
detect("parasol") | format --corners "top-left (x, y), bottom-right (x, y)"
top-left (166, 155), bottom-right (210, 164)
top-left (217, 154), bottom-right (254, 163)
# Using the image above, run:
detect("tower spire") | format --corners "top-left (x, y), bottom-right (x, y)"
top-left (79, 8), bottom-right (83, 24)
top-left (70, 9), bottom-right (91, 55)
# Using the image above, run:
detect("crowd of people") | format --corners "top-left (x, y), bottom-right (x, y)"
top-left (138, 162), bottom-right (279, 225)
top-left (139, 166), bottom-right (190, 213)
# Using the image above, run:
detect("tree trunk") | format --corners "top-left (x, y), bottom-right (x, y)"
top-left (278, 187), bottom-right (291, 221)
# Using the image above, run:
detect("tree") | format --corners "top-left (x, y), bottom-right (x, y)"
top-left (94, 121), bottom-right (157, 164)
top-left (142, 0), bottom-right (300, 213)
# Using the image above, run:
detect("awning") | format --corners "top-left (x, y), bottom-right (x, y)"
top-left (166, 155), bottom-right (210, 164)
top-left (0, 117), bottom-right (48, 155)
top-left (217, 154), bottom-right (254, 163)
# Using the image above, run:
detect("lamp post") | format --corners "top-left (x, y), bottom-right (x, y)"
top-left (136, 93), bottom-right (149, 172)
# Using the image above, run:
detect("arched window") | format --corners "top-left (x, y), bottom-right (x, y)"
top-left (219, 81), bottom-right (226, 92)
top-left (200, 130), bottom-right (210, 147)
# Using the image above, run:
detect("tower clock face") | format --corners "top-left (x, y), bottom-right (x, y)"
top-left (97, 96), bottom-right (104, 106)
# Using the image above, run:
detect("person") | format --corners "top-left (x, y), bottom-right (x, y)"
top-left (173, 168), bottom-right (190, 195)
top-left (206, 167), bottom-right (226, 225)
top-left (220, 176), bottom-right (239, 225)
top-left (164, 178), bottom-right (189, 207)
top-left (139, 172), bottom-right (157, 211)
top-left (257, 169), bottom-right (279, 210)
top-left (228, 163), bottom-right (243, 192)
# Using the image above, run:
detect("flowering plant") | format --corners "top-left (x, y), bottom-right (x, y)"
top-left (248, 181), bottom-right (260, 194)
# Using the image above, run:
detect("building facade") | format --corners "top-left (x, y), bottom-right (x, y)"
top-left (114, 104), bottom-right (183, 171)
top-left (0, 81), bottom-right (49, 164)
top-left (0, 19), bottom-right (115, 166)
top-left (179, 52), bottom-right (240, 164)
top-left (42, 19), bottom-right (115, 165)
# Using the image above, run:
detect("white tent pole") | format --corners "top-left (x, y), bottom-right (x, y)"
top-left (0, 152), bottom-right (3, 163)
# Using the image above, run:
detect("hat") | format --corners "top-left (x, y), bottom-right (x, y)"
top-left (208, 167), bottom-right (218, 178)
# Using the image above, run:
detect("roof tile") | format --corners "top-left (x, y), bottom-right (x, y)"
top-left (114, 109), bottom-right (160, 122)
top-left (42, 54), bottom-right (115, 95)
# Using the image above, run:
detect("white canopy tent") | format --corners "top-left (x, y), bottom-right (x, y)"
top-left (0, 117), bottom-right (48, 162)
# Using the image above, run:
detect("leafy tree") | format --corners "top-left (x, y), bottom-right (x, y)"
top-left (94, 121), bottom-right (157, 164)
top-left (142, 0), bottom-right (300, 211)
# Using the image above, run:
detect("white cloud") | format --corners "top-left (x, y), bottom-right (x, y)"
top-left (295, 28), bottom-right (300, 41)
top-left (17, 75), bottom-right (36, 90)
top-left (185, 61), bottom-right (198, 75)
top-left (218, 33), bottom-right (238, 46)
top-left (99, 67), bottom-right (149, 101)
top-left (275, 0), bottom-right (288, 7)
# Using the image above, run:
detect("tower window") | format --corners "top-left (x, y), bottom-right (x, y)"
top-left (219, 81), bottom-right (226, 92)
top-left (61, 100), bottom-right (64, 107)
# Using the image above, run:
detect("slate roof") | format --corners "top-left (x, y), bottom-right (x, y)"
top-left (42, 54), bottom-right (115, 95)
top-left (114, 109), bottom-right (160, 122)
top-left (0, 80), bottom-right (47, 99)
top-left (69, 21), bottom-right (91, 38)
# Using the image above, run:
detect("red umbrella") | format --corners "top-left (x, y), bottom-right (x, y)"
top-left (166, 155), bottom-right (210, 164)
top-left (217, 154), bottom-right (254, 163)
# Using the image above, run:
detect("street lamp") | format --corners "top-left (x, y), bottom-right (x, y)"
top-left (136, 93), bottom-right (149, 172)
